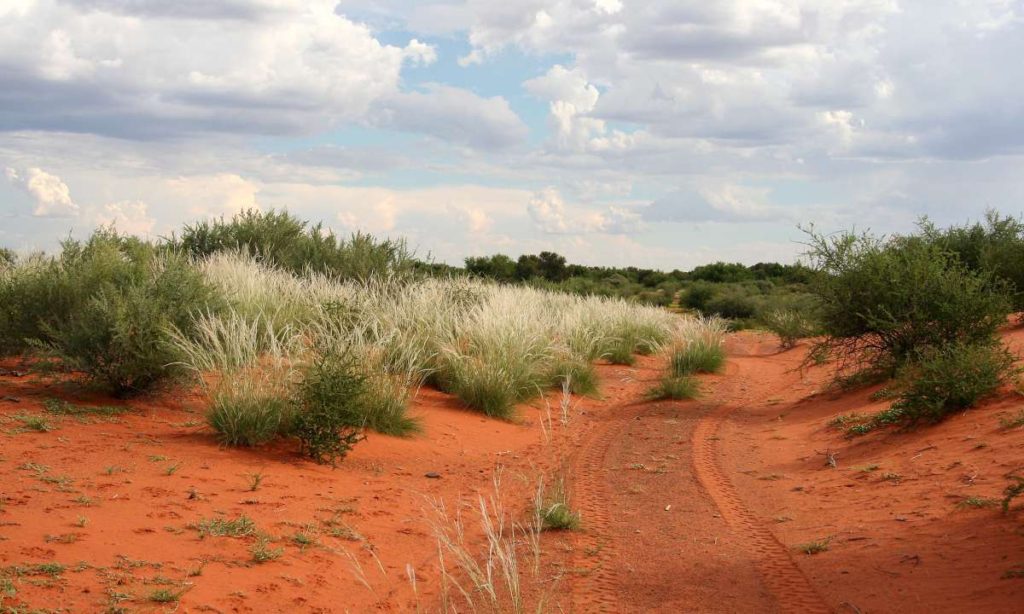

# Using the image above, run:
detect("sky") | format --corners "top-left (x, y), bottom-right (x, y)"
top-left (2, 0), bottom-right (1023, 270)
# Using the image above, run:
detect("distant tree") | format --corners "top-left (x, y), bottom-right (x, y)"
top-left (465, 254), bottom-right (516, 281)
top-left (689, 261), bottom-right (753, 283)
top-left (515, 254), bottom-right (542, 280)
top-left (0, 247), bottom-right (14, 267)
top-left (537, 251), bottom-right (568, 282)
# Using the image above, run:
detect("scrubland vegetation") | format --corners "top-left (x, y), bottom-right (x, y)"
top-left (0, 209), bottom-right (724, 465)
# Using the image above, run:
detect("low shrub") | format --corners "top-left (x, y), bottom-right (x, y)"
top-left (173, 208), bottom-right (415, 281)
top-left (704, 292), bottom-right (757, 320)
top-left (760, 309), bottom-right (816, 349)
top-left (890, 342), bottom-right (1015, 424)
top-left (536, 479), bottom-right (580, 531)
top-left (291, 351), bottom-right (366, 465)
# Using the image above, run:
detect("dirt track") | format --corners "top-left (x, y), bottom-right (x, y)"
top-left (3, 332), bottom-right (1024, 612)
top-left (568, 332), bottom-right (1024, 613)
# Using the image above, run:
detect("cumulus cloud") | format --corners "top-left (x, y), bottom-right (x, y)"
top-left (0, 0), bottom-right (414, 137)
top-left (642, 184), bottom-right (790, 224)
top-left (92, 200), bottom-right (155, 235)
top-left (5, 166), bottom-right (79, 217)
top-left (373, 84), bottom-right (529, 150)
top-left (528, 187), bottom-right (643, 234)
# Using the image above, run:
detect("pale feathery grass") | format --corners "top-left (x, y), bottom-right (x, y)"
top-left (428, 472), bottom-right (557, 614)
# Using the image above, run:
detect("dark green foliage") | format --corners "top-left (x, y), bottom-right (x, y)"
top-left (0, 229), bottom-right (220, 395)
top-left (292, 351), bottom-right (366, 465)
top-left (704, 292), bottom-right (757, 320)
top-left (0, 247), bottom-right (13, 267)
top-left (688, 261), bottom-right (752, 283)
top-left (465, 254), bottom-right (516, 282)
top-left (804, 228), bottom-right (1011, 369)
top-left (682, 282), bottom-right (716, 311)
top-left (172, 208), bottom-right (415, 281)
top-left (890, 342), bottom-right (1015, 424)
top-left (922, 211), bottom-right (1024, 310)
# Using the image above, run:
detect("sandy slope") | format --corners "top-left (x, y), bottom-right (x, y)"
top-left (2, 331), bottom-right (1024, 612)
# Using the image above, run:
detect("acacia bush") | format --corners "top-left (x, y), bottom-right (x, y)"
top-left (172, 208), bottom-right (415, 281)
top-left (1, 230), bottom-right (220, 394)
top-left (922, 211), bottom-right (1024, 311)
top-left (804, 229), bottom-right (1011, 371)
top-left (760, 309), bottom-right (817, 349)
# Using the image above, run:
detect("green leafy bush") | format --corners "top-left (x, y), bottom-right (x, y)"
top-left (890, 342), bottom-right (1015, 424)
top-left (804, 229), bottom-right (1011, 370)
top-left (681, 282), bottom-right (716, 311)
top-left (291, 351), bottom-right (366, 465)
top-left (1, 230), bottom-right (221, 394)
top-left (760, 309), bottom-right (816, 349)
top-left (173, 209), bottom-right (415, 281)
top-left (704, 292), bottom-right (757, 320)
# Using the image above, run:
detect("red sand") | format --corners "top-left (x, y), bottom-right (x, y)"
top-left (2, 331), bottom-right (1024, 612)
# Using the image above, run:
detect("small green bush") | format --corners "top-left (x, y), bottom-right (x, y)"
top-left (292, 352), bottom-right (366, 465)
top-left (890, 342), bottom-right (1015, 424)
top-left (681, 282), bottom-right (716, 311)
top-left (670, 340), bottom-right (725, 376)
top-left (760, 309), bottom-right (816, 349)
top-left (648, 375), bottom-right (700, 400)
top-left (173, 209), bottom-right (415, 281)
top-left (704, 292), bottom-right (757, 320)
top-left (537, 479), bottom-right (581, 531)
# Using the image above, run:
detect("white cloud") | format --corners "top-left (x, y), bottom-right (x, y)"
top-left (373, 84), bottom-right (528, 150)
top-left (402, 38), bottom-right (438, 66)
top-left (5, 166), bottom-right (79, 217)
top-left (92, 200), bottom-right (155, 235)
top-left (0, 0), bottom-right (415, 137)
top-left (527, 187), bottom-right (643, 234)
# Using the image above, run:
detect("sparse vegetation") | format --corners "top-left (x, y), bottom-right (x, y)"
top-left (796, 538), bottom-right (831, 555)
top-left (536, 478), bottom-right (581, 531)
top-left (194, 515), bottom-right (256, 538)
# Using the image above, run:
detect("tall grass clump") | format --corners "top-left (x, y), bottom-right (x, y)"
top-left (649, 317), bottom-right (727, 401)
top-left (0, 229), bottom-right (221, 395)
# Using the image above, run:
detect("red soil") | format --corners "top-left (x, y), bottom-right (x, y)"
top-left (2, 331), bottom-right (1024, 612)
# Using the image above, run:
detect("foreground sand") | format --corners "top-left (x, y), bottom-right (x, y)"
top-left (2, 331), bottom-right (1024, 612)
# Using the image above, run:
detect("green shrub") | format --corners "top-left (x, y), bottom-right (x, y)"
top-left (648, 375), bottom-right (700, 400)
top-left (890, 342), bottom-right (1015, 424)
top-left (1, 230), bottom-right (221, 394)
top-left (922, 211), bottom-right (1024, 310)
top-left (760, 309), bottom-right (816, 349)
top-left (292, 352), bottom-right (366, 465)
top-left (173, 209), bottom-right (415, 281)
top-left (0, 247), bottom-right (13, 267)
top-left (681, 282), bottom-right (716, 311)
top-left (704, 292), bottom-right (757, 320)
top-left (805, 229), bottom-right (1011, 369)
top-left (670, 340), bottom-right (725, 376)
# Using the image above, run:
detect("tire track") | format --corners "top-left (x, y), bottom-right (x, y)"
top-left (569, 400), bottom-right (644, 613)
top-left (692, 384), bottom-right (832, 613)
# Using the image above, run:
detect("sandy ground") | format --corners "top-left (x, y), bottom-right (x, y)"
top-left (2, 331), bottom-right (1024, 612)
